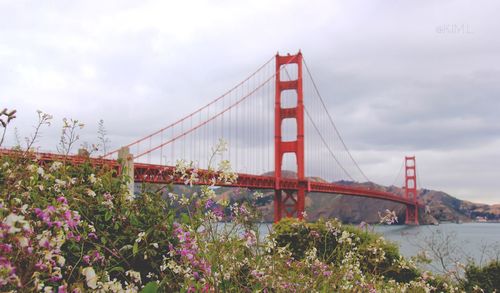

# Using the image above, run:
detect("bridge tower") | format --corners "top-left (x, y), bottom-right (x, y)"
top-left (274, 52), bottom-right (306, 222)
top-left (404, 156), bottom-right (419, 225)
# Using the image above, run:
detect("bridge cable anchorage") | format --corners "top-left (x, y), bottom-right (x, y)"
top-left (282, 65), bottom-right (354, 181)
top-left (302, 58), bottom-right (370, 182)
top-left (103, 55), bottom-right (276, 159)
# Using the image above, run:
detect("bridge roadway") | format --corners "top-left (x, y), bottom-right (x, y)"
top-left (0, 149), bottom-right (422, 207)
top-left (134, 162), bottom-right (422, 207)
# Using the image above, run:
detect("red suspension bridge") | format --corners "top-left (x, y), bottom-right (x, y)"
top-left (2, 52), bottom-right (422, 224)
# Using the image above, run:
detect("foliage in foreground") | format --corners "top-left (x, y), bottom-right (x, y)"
top-left (0, 148), bottom-right (495, 292)
top-left (462, 260), bottom-right (500, 292)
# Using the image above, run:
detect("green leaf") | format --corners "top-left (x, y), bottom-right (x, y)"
top-left (108, 266), bottom-right (125, 273)
top-left (130, 214), bottom-right (139, 226)
top-left (133, 241), bottom-right (138, 256)
top-left (104, 210), bottom-right (112, 221)
top-left (119, 244), bottom-right (133, 252)
top-left (181, 213), bottom-right (190, 224)
top-left (140, 282), bottom-right (158, 293)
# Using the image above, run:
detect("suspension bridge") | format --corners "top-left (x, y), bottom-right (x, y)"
top-left (1, 52), bottom-right (422, 224)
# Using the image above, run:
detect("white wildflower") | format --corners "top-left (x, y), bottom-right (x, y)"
top-left (82, 267), bottom-right (98, 289)
top-left (4, 213), bottom-right (30, 234)
top-left (50, 162), bottom-right (63, 172)
top-left (135, 231), bottom-right (146, 243)
top-left (125, 270), bottom-right (142, 284)
top-left (86, 189), bottom-right (96, 197)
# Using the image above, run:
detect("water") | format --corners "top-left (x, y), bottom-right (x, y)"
top-left (256, 222), bottom-right (500, 273)
top-left (373, 223), bottom-right (500, 272)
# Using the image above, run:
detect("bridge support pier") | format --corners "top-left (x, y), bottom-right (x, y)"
top-left (405, 204), bottom-right (419, 225)
top-left (274, 188), bottom-right (306, 222)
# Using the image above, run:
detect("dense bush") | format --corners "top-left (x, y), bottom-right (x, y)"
top-left (462, 260), bottom-right (500, 292)
top-left (272, 218), bottom-right (420, 283)
top-left (0, 151), bottom-right (179, 291)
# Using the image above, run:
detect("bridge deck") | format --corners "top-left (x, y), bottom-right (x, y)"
top-left (0, 149), bottom-right (422, 207)
top-left (134, 163), bottom-right (422, 206)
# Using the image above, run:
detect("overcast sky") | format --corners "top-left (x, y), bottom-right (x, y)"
top-left (1, 0), bottom-right (499, 204)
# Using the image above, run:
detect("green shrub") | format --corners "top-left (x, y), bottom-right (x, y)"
top-left (462, 260), bottom-right (500, 292)
top-left (272, 218), bottom-right (420, 283)
top-left (0, 152), bottom-right (179, 291)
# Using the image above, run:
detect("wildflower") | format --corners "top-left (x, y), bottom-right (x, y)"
top-left (57, 196), bottom-right (68, 205)
top-left (55, 179), bottom-right (67, 187)
top-left (205, 199), bottom-right (215, 209)
top-left (184, 169), bottom-right (199, 186)
top-left (3, 213), bottom-right (30, 234)
top-left (56, 255), bottom-right (66, 267)
top-left (58, 285), bottom-right (68, 293)
top-left (82, 267), bottom-right (98, 289)
top-left (50, 161), bottom-right (63, 172)
top-left (179, 195), bottom-right (189, 206)
top-left (88, 174), bottom-right (97, 184)
top-left (63, 210), bottom-right (80, 229)
top-left (0, 243), bottom-right (12, 253)
top-left (36, 166), bottom-right (45, 176)
top-left (136, 231), bottom-right (146, 243)
top-left (309, 230), bottom-right (320, 239)
top-left (20, 204), bottom-right (29, 214)
top-left (243, 230), bottom-right (257, 247)
top-left (126, 270), bottom-right (142, 284)
top-left (217, 160), bottom-right (237, 183)
top-left (0, 256), bottom-right (19, 287)
top-left (168, 192), bottom-right (178, 202)
top-left (253, 191), bottom-right (264, 199)
top-left (86, 189), bottom-right (96, 197)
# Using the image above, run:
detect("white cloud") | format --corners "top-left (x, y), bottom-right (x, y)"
top-left (0, 0), bottom-right (499, 204)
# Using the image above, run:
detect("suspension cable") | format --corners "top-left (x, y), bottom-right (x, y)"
top-left (103, 55), bottom-right (275, 158)
top-left (304, 106), bottom-right (354, 181)
top-left (303, 57), bottom-right (370, 182)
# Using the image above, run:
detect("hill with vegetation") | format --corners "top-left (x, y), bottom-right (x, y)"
top-left (207, 171), bottom-right (500, 224)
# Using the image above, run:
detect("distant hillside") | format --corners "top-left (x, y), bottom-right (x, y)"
top-left (144, 172), bottom-right (500, 224)
top-left (222, 172), bottom-right (499, 224)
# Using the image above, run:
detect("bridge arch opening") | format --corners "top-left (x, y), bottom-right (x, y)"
top-left (281, 90), bottom-right (298, 108)
top-left (281, 118), bottom-right (297, 142)
top-left (281, 152), bottom-right (298, 176)
top-left (279, 63), bottom-right (298, 81)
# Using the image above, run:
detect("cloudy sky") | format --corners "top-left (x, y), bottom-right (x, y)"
top-left (1, 0), bottom-right (499, 204)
